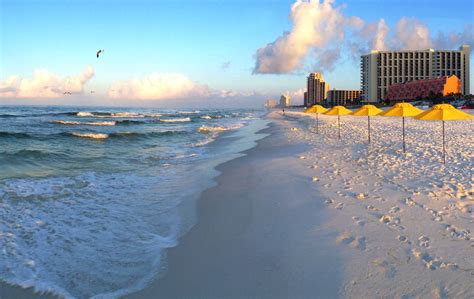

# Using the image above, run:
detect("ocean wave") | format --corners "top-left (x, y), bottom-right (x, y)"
top-left (0, 149), bottom-right (68, 160)
top-left (0, 131), bottom-right (31, 138)
top-left (68, 131), bottom-right (189, 140)
top-left (109, 130), bottom-right (189, 139)
top-left (75, 112), bottom-right (161, 118)
top-left (0, 114), bottom-right (19, 118)
top-left (116, 120), bottom-right (146, 125)
top-left (55, 120), bottom-right (116, 126)
top-left (197, 124), bottom-right (243, 134)
top-left (76, 112), bottom-right (95, 117)
top-left (178, 110), bottom-right (200, 114)
top-left (0, 172), bottom-right (181, 298)
top-left (200, 115), bottom-right (212, 120)
top-left (71, 132), bottom-right (109, 139)
top-left (159, 117), bottom-right (191, 123)
top-left (197, 125), bottom-right (228, 133)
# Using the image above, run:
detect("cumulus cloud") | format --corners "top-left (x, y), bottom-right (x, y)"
top-left (392, 18), bottom-right (433, 50)
top-left (254, 0), bottom-right (473, 74)
top-left (433, 24), bottom-right (474, 50)
top-left (0, 66), bottom-right (94, 98)
top-left (107, 73), bottom-right (251, 101)
top-left (312, 48), bottom-right (341, 71)
top-left (107, 73), bottom-right (211, 100)
top-left (254, 0), bottom-right (361, 74)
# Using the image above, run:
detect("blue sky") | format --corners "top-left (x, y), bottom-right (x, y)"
top-left (1, 0), bottom-right (473, 106)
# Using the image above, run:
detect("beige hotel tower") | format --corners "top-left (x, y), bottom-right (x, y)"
top-left (304, 72), bottom-right (330, 107)
top-left (360, 45), bottom-right (470, 102)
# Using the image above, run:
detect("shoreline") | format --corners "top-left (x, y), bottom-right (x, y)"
top-left (126, 117), bottom-right (344, 298)
top-left (3, 109), bottom-right (471, 298)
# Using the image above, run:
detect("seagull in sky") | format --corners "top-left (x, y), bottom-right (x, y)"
top-left (96, 49), bottom-right (104, 58)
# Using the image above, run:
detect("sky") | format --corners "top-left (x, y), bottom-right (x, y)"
top-left (0, 0), bottom-right (473, 107)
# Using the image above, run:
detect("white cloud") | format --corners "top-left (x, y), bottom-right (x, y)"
top-left (107, 73), bottom-right (254, 101)
top-left (254, 0), bottom-right (473, 74)
top-left (392, 18), bottom-right (433, 50)
top-left (107, 73), bottom-right (211, 100)
top-left (0, 66), bottom-right (94, 98)
top-left (254, 0), bottom-right (360, 74)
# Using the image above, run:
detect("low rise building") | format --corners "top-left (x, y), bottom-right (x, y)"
top-left (385, 75), bottom-right (461, 102)
top-left (327, 89), bottom-right (361, 106)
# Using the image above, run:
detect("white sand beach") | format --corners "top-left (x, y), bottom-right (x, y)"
top-left (128, 110), bottom-right (473, 298)
top-left (1, 110), bottom-right (473, 298)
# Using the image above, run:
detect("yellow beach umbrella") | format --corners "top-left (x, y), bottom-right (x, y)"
top-left (414, 104), bottom-right (473, 163)
top-left (351, 105), bottom-right (383, 144)
top-left (304, 105), bottom-right (328, 134)
top-left (323, 106), bottom-right (352, 139)
top-left (378, 103), bottom-right (424, 153)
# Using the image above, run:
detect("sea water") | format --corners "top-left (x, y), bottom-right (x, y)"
top-left (0, 106), bottom-right (267, 298)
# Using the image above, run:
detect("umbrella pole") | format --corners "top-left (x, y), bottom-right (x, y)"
top-left (442, 120), bottom-right (446, 164)
top-left (368, 115), bottom-right (371, 144)
top-left (402, 116), bottom-right (406, 153)
top-left (338, 115), bottom-right (341, 139)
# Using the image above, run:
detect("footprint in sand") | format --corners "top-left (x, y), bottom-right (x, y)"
top-left (324, 199), bottom-right (334, 205)
top-left (351, 236), bottom-right (366, 250)
top-left (352, 216), bottom-right (366, 226)
top-left (337, 233), bottom-right (366, 250)
top-left (335, 203), bottom-right (344, 210)
top-left (323, 183), bottom-right (332, 188)
top-left (397, 235), bottom-right (408, 243)
top-left (367, 205), bottom-right (378, 211)
top-left (389, 206), bottom-right (401, 214)
top-left (442, 224), bottom-right (471, 241)
top-left (417, 235), bottom-right (430, 248)
top-left (402, 197), bottom-right (417, 207)
top-left (371, 259), bottom-right (396, 278)
top-left (412, 249), bottom-right (446, 270)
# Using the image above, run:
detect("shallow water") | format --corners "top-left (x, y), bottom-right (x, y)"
top-left (0, 105), bottom-right (265, 298)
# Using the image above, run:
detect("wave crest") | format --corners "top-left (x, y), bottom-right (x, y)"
top-left (71, 132), bottom-right (109, 139)
top-left (159, 117), bottom-right (191, 123)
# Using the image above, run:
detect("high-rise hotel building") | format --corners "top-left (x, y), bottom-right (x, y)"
top-left (360, 45), bottom-right (470, 102)
top-left (305, 72), bottom-right (330, 107)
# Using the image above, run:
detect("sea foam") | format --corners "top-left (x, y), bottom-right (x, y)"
top-left (71, 132), bottom-right (109, 139)
top-left (159, 117), bottom-right (192, 123)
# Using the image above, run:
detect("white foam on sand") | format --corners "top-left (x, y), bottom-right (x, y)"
top-left (272, 110), bottom-right (474, 297)
top-left (0, 172), bottom-right (186, 298)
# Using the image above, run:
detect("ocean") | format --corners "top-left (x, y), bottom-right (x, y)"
top-left (0, 105), bottom-right (268, 298)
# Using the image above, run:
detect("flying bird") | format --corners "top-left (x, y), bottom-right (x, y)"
top-left (64, 91), bottom-right (72, 95)
top-left (90, 91), bottom-right (95, 94)
top-left (96, 49), bottom-right (104, 58)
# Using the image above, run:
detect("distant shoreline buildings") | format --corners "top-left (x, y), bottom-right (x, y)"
top-left (289, 45), bottom-right (471, 108)
top-left (361, 45), bottom-right (470, 102)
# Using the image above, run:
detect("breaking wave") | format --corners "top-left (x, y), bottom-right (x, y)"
top-left (159, 117), bottom-right (192, 123)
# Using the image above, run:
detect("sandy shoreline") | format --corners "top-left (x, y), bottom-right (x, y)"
top-left (126, 119), bottom-right (344, 298)
top-left (2, 110), bottom-right (472, 298)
